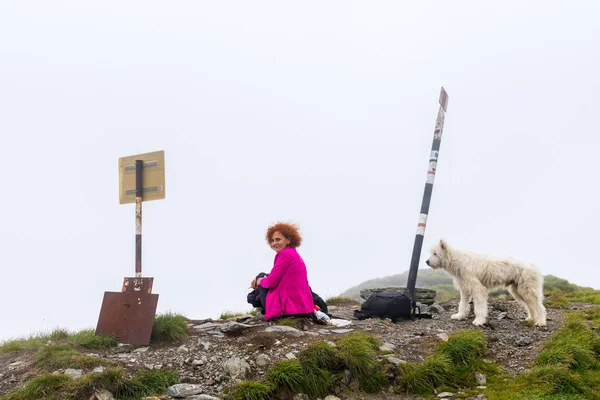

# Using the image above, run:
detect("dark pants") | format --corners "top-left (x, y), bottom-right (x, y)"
top-left (252, 272), bottom-right (313, 319)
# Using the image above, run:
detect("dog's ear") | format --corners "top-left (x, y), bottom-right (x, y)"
top-left (439, 240), bottom-right (447, 251)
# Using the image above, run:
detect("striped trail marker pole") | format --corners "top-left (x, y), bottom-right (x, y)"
top-left (405, 87), bottom-right (449, 301)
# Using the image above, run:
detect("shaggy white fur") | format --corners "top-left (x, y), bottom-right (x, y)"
top-left (425, 240), bottom-right (547, 327)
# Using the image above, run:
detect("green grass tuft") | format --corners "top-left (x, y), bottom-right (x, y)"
top-left (0, 328), bottom-right (70, 354)
top-left (2, 374), bottom-right (72, 400)
top-left (4, 367), bottom-right (180, 400)
top-left (276, 318), bottom-right (300, 328)
top-left (220, 311), bottom-right (245, 320)
top-left (337, 331), bottom-right (387, 393)
top-left (536, 313), bottom-right (600, 370)
top-left (396, 330), bottom-right (493, 396)
top-left (229, 381), bottom-right (273, 400)
top-left (298, 341), bottom-right (340, 371)
top-left (264, 359), bottom-right (307, 394)
top-left (396, 354), bottom-right (453, 395)
top-left (151, 312), bottom-right (189, 343)
top-left (34, 344), bottom-right (110, 371)
top-left (437, 329), bottom-right (486, 365)
top-left (133, 369), bottom-right (180, 394)
top-left (68, 329), bottom-right (118, 349)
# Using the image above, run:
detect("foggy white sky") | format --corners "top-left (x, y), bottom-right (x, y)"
top-left (1, 1), bottom-right (599, 340)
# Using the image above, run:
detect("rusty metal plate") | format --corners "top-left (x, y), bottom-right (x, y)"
top-left (96, 292), bottom-right (159, 345)
top-left (122, 277), bottom-right (154, 294)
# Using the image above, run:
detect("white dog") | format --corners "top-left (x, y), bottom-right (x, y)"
top-left (425, 240), bottom-right (546, 327)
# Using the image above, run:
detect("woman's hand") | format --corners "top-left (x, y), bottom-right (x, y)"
top-left (250, 278), bottom-right (257, 289)
top-left (256, 277), bottom-right (264, 287)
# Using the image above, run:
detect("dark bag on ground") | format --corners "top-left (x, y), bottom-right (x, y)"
top-left (353, 291), bottom-right (430, 321)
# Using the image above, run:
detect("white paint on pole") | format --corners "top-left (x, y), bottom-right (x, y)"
top-left (416, 213), bottom-right (428, 236)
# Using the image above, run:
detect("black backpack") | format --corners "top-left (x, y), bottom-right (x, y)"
top-left (353, 291), bottom-right (428, 322)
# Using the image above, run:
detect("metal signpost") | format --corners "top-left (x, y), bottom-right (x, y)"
top-left (405, 88), bottom-right (449, 302)
top-left (96, 150), bottom-right (166, 345)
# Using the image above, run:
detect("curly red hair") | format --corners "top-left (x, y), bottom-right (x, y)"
top-left (265, 222), bottom-right (302, 248)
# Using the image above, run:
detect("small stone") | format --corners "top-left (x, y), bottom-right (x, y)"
top-left (293, 394), bottom-right (310, 400)
top-left (256, 354), bottom-right (270, 367)
top-left (516, 336), bottom-right (533, 347)
top-left (438, 392), bottom-right (455, 398)
top-left (167, 383), bottom-right (204, 397)
top-left (220, 322), bottom-right (252, 333)
top-left (497, 312), bottom-right (508, 320)
top-left (223, 357), bottom-right (251, 379)
top-left (324, 340), bottom-right (337, 348)
top-left (186, 395), bottom-right (221, 400)
top-left (193, 322), bottom-right (222, 330)
top-left (144, 364), bottom-right (154, 370)
top-left (437, 333), bottom-right (449, 342)
top-left (64, 369), bottom-right (83, 379)
top-left (386, 357), bottom-right (405, 366)
top-left (92, 389), bottom-right (116, 400)
top-left (324, 396), bottom-right (341, 400)
top-left (285, 352), bottom-right (297, 359)
top-left (379, 342), bottom-right (396, 352)
top-left (477, 385), bottom-right (487, 389)
top-left (9, 361), bottom-right (24, 367)
top-left (475, 372), bottom-right (487, 385)
top-left (339, 370), bottom-right (351, 387)
top-left (428, 303), bottom-right (445, 313)
top-left (330, 329), bottom-right (354, 334)
top-left (92, 366), bottom-right (105, 373)
top-left (192, 359), bottom-right (204, 366)
top-left (199, 341), bottom-right (211, 350)
top-left (177, 345), bottom-right (190, 353)
top-left (133, 346), bottom-right (149, 353)
top-left (264, 326), bottom-right (305, 337)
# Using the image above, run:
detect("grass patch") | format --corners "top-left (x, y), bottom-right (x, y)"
top-left (486, 308), bottom-right (600, 399)
top-left (298, 341), bottom-right (340, 370)
top-left (3, 367), bottom-right (179, 400)
top-left (151, 312), bottom-right (189, 343)
top-left (337, 331), bottom-right (387, 393)
top-left (34, 344), bottom-right (110, 371)
top-left (229, 381), bottom-right (274, 400)
top-left (276, 318), bottom-right (299, 329)
top-left (265, 359), bottom-right (308, 395)
top-left (231, 332), bottom-right (388, 398)
top-left (396, 329), bottom-right (493, 396)
top-left (0, 328), bottom-right (70, 354)
top-left (2, 374), bottom-right (72, 400)
top-left (68, 329), bottom-right (118, 349)
top-left (220, 311), bottom-right (245, 320)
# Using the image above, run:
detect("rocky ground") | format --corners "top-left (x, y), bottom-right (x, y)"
top-left (0, 297), bottom-right (573, 399)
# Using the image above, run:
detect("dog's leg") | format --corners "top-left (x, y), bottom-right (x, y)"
top-left (508, 284), bottom-right (533, 322)
top-left (451, 288), bottom-right (469, 320)
top-left (471, 282), bottom-right (489, 326)
top-left (519, 284), bottom-right (547, 327)
top-left (517, 272), bottom-right (547, 327)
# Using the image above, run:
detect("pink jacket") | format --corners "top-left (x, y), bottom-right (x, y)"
top-left (259, 247), bottom-right (315, 320)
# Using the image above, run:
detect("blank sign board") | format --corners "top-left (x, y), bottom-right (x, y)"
top-left (118, 150), bottom-right (166, 204)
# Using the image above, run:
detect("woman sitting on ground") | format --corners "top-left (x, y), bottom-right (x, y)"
top-left (250, 222), bottom-right (315, 321)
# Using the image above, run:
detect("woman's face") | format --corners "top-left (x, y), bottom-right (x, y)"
top-left (270, 231), bottom-right (290, 252)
